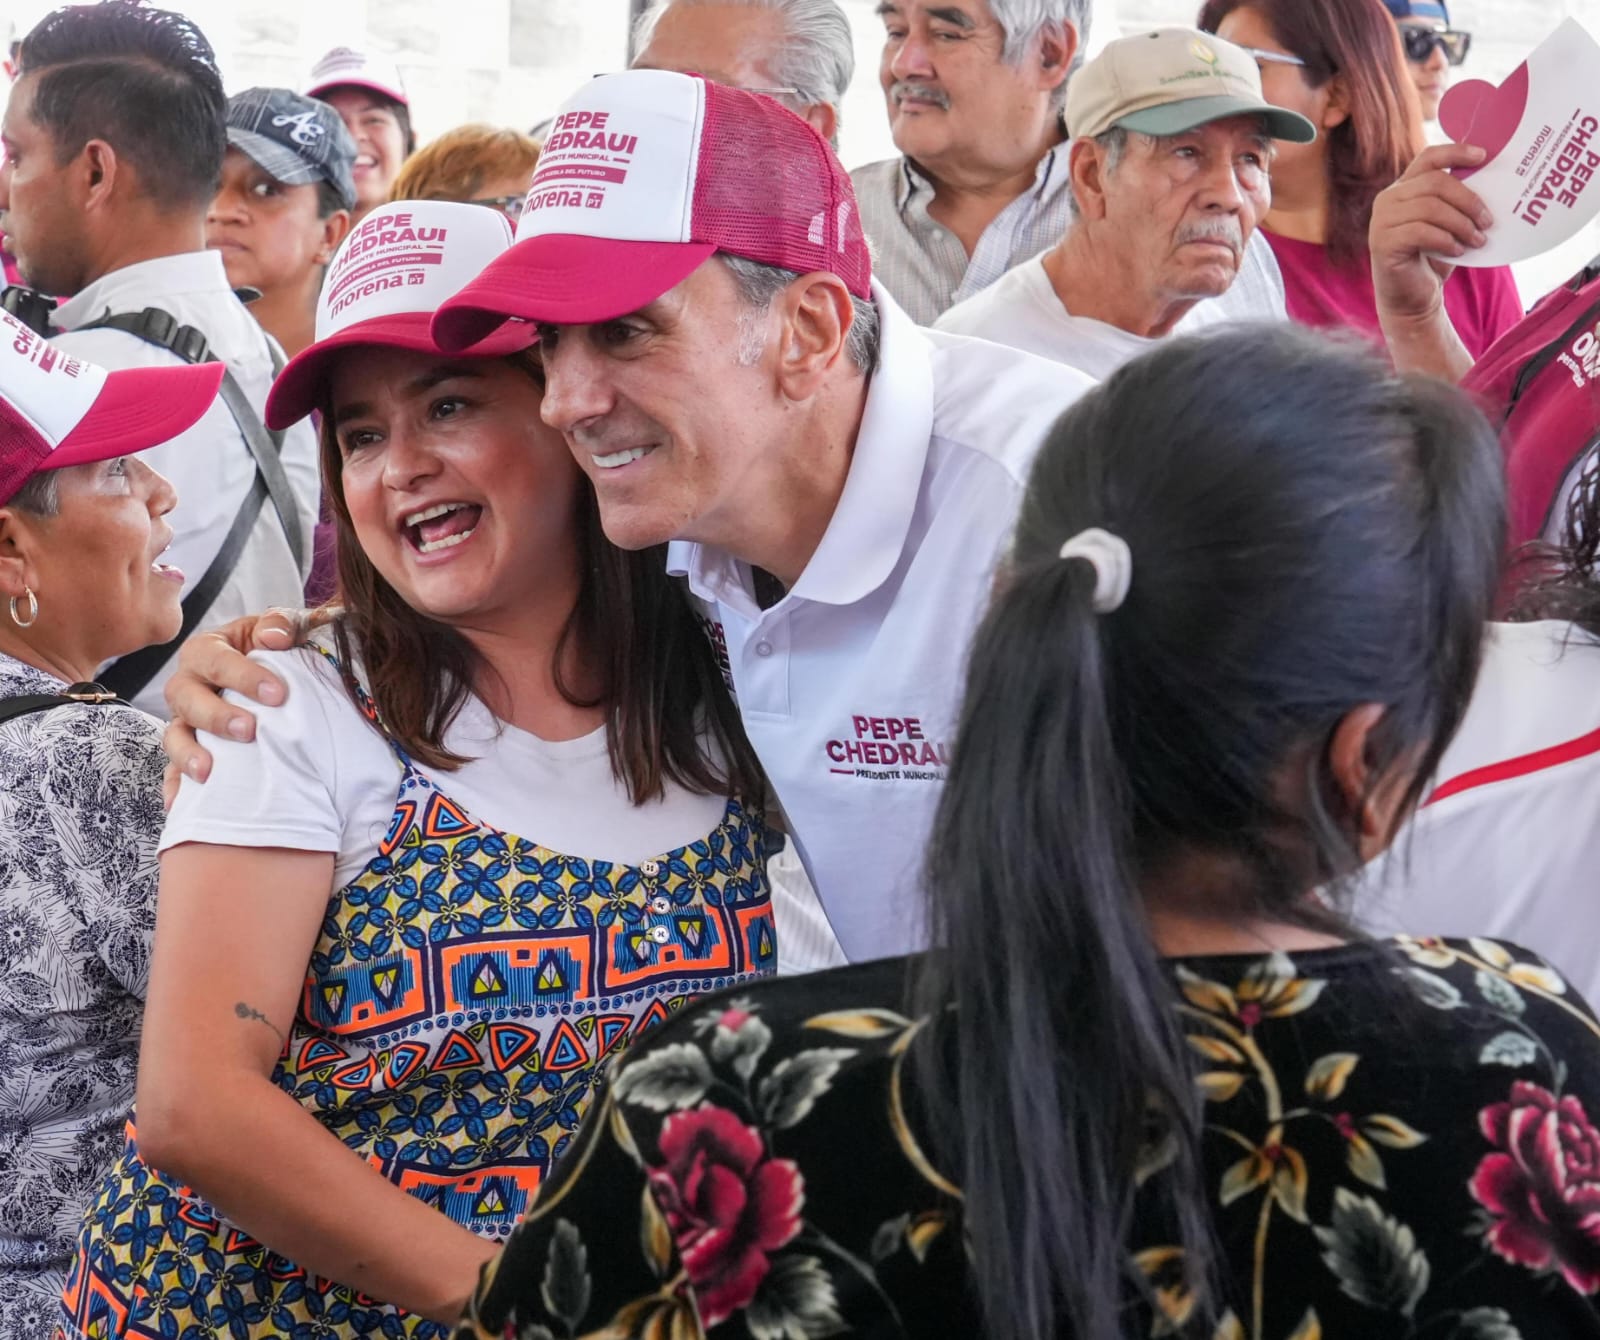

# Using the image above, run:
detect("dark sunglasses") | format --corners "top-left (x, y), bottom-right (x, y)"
top-left (1402, 27), bottom-right (1471, 66)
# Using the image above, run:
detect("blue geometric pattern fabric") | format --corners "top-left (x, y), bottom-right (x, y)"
top-left (57, 655), bottom-right (776, 1338)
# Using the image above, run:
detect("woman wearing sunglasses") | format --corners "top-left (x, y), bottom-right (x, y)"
top-left (1381, 0), bottom-right (1470, 125)
top-left (389, 124), bottom-right (541, 223)
top-left (1198, 0), bottom-right (1517, 361)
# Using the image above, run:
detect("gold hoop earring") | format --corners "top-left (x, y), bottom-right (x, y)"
top-left (9, 588), bottom-right (37, 628)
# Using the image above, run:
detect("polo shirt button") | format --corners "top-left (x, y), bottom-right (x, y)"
top-left (755, 640), bottom-right (774, 657)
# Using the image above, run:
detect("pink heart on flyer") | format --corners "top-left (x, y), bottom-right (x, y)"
top-left (1439, 65), bottom-right (1529, 178)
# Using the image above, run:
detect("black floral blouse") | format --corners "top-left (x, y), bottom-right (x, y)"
top-left (453, 937), bottom-right (1600, 1340)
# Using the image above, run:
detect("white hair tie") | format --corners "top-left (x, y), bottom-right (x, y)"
top-left (1058, 527), bottom-right (1132, 613)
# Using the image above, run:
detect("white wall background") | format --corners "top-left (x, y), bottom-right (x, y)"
top-left (8, 0), bottom-right (1592, 298)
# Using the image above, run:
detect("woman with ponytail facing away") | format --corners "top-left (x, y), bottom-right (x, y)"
top-left (451, 327), bottom-right (1600, 1340)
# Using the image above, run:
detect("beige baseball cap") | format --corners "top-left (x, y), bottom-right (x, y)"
top-left (1067, 27), bottom-right (1317, 144)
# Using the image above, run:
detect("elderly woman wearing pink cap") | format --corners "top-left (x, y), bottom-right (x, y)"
top-left (60, 200), bottom-right (777, 1339)
top-left (0, 330), bottom-right (221, 1330)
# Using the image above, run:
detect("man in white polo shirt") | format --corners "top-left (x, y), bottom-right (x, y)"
top-left (936, 28), bottom-right (1314, 377)
top-left (163, 70), bottom-right (1093, 965)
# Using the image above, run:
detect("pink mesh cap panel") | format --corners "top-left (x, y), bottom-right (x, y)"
top-left (0, 397), bottom-right (51, 506)
top-left (691, 82), bottom-right (871, 299)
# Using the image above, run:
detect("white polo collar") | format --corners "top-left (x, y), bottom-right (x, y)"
top-left (668, 281), bottom-right (934, 612)
top-left (53, 250), bottom-right (233, 332)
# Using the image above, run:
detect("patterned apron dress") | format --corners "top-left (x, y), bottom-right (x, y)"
top-left (58, 658), bottom-right (777, 1339)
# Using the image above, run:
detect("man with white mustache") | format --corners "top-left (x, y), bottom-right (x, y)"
top-left (937, 28), bottom-right (1315, 378)
top-left (851, 2), bottom-right (1294, 333)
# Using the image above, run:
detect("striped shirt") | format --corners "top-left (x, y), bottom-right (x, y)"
top-left (852, 144), bottom-right (1287, 329)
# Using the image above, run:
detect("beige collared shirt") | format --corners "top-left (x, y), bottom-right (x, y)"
top-left (852, 143), bottom-right (1288, 328)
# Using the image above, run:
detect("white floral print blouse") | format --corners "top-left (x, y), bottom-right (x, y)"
top-left (0, 652), bottom-right (164, 1336)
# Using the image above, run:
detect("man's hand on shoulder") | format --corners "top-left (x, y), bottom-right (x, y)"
top-left (161, 606), bottom-right (334, 805)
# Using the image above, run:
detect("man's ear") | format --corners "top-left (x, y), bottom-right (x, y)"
top-left (774, 272), bottom-right (857, 400)
top-left (79, 138), bottom-right (120, 212)
top-left (1036, 19), bottom-right (1077, 97)
top-left (804, 101), bottom-right (839, 150)
top-left (317, 209), bottom-right (353, 266)
top-left (1067, 137), bottom-right (1111, 221)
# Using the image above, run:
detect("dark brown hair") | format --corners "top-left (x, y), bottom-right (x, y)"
top-left (1198, 0), bottom-right (1423, 266)
top-left (317, 350), bottom-right (761, 804)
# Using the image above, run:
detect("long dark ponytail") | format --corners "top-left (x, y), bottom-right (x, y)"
top-left (915, 326), bottom-right (1506, 1340)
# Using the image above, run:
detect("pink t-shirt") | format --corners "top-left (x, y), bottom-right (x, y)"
top-left (1265, 230), bottom-right (1524, 361)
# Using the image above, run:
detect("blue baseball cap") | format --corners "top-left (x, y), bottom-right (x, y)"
top-left (1382, 0), bottom-right (1450, 24)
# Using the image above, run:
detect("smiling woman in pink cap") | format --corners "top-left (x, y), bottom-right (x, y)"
top-left (0, 326), bottom-right (221, 1330)
top-left (59, 200), bottom-right (778, 1339)
top-left (305, 46), bottom-right (417, 221)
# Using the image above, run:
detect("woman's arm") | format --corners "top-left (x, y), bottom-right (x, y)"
top-left (135, 842), bottom-right (498, 1324)
top-left (1370, 142), bottom-right (1491, 383)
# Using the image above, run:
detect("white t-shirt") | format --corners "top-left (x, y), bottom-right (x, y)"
top-left (1358, 620), bottom-right (1600, 1005)
top-left (52, 251), bottom-right (320, 718)
top-left (669, 283), bottom-right (1095, 962)
top-left (161, 645), bottom-right (733, 887)
top-left (934, 255), bottom-right (1157, 377)
top-left (935, 251), bottom-right (1286, 375)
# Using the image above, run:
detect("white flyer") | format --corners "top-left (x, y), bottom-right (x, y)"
top-left (1439, 17), bottom-right (1600, 268)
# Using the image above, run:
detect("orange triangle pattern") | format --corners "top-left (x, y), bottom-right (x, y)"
top-left (487, 1023), bottom-right (540, 1070)
top-left (421, 792), bottom-right (473, 840)
top-left (435, 1029), bottom-right (484, 1070)
top-left (331, 1058), bottom-right (376, 1090)
top-left (385, 1041), bottom-right (429, 1086)
top-left (633, 998), bottom-right (672, 1037)
top-left (380, 798), bottom-right (418, 856)
top-left (596, 1014), bottom-right (633, 1059)
top-left (544, 1018), bottom-right (589, 1072)
top-left (298, 1036), bottom-right (349, 1069)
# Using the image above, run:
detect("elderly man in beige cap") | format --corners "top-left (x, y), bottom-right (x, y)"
top-left (938, 27), bottom-right (1314, 378)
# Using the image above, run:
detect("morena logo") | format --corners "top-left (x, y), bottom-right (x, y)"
top-left (1558, 318), bottom-right (1600, 388)
top-left (826, 716), bottom-right (950, 783)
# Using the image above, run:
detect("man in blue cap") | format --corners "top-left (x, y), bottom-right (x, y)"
top-left (1382, 0), bottom-right (1471, 124)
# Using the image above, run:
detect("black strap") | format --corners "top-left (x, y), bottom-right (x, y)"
top-left (70, 307), bottom-right (302, 702)
top-left (0, 682), bottom-right (127, 726)
top-left (78, 308), bottom-right (304, 565)
top-left (1503, 267), bottom-right (1600, 420)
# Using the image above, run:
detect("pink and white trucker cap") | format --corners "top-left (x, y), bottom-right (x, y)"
top-left (266, 200), bottom-right (538, 430)
top-left (0, 313), bottom-right (223, 507)
top-left (431, 69), bottom-right (871, 352)
top-left (304, 46), bottom-right (409, 107)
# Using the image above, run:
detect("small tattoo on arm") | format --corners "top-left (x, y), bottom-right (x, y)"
top-left (234, 1001), bottom-right (285, 1045)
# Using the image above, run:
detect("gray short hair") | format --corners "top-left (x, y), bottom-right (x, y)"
top-left (632, 0), bottom-right (855, 122)
top-left (1064, 126), bottom-right (1132, 218)
top-left (989, 0), bottom-right (1091, 102)
top-left (720, 254), bottom-right (881, 374)
top-left (8, 472), bottom-right (59, 516)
